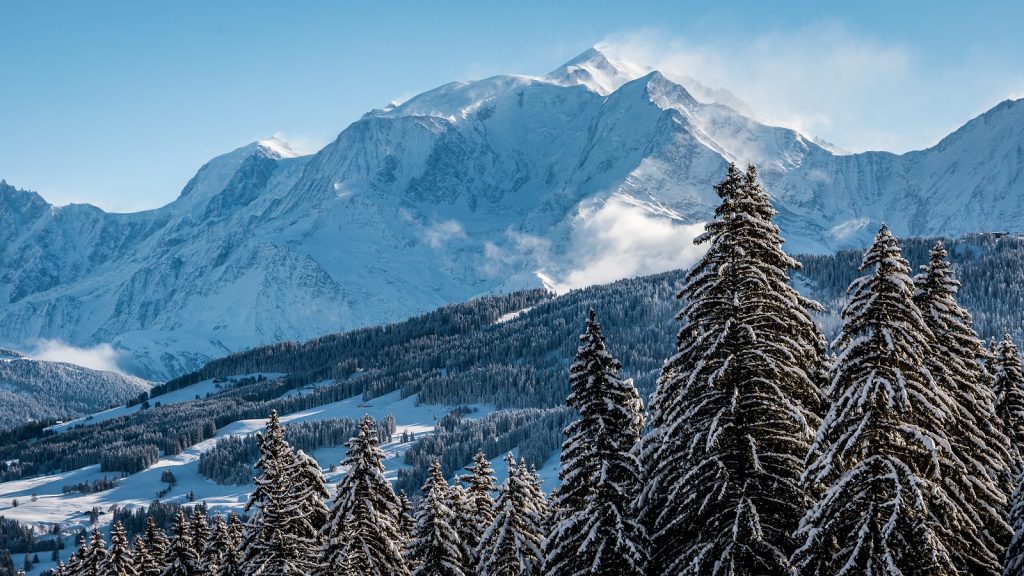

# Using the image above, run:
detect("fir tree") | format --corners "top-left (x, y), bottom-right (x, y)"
top-left (477, 455), bottom-right (544, 576)
top-left (132, 535), bottom-right (157, 576)
top-left (320, 415), bottom-right (409, 576)
top-left (398, 490), bottom-right (416, 540)
top-left (642, 164), bottom-right (827, 575)
top-left (103, 522), bottom-right (138, 576)
top-left (293, 449), bottom-right (330, 541)
top-left (408, 461), bottom-right (466, 576)
top-left (793, 225), bottom-right (960, 575)
top-left (240, 411), bottom-right (319, 575)
top-left (461, 451), bottom-right (497, 535)
top-left (545, 309), bottom-right (647, 576)
top-left (446, 484), bottom-right (479, 569)
top-left (915, 241), bottom-right (1014, 573)
top-left (163, 510), bottom-right (201, 576)
top-left (80, 528), bottom-right (108, 576)
top-left (994, 332), bottom-right (1024, 463)
top-left (144, 517), bottom-right (170, 576)
top-left (217, 514), bottom-right (243, 576)
top-left (189, 510), bottom-right (210, 572)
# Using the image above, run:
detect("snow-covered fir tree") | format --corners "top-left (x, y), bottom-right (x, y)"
top-left (461, 451), bottom-right (497, 534)
top-left (545, 309), bottom-right (647, 575)
top-left (163, 510), bottom-right (201, 576)
top-left (915, 241), bottom-right (1015, 573)
top-left (144, 517), bottom-right (169, 576)
top-left (133, 535), bottom-right (158, 576)
top-left (446, 484), bottom-right (479, 569)
top-left (408, 461), bottom-right (466, 576)
top-left (80, 528), bottom-right (108, 576)
top-left (319, 415), bottom-right (409, 576)
top-left (477, 455), bottom-right (545, 576)
top-left (240, 411), bottom-right (319, 575)
top-left (103, 522), bottom-right (138, 576)
top-left (522, 461), bottom-right (550, 538)
top-left (293, 449), bottom-right (330, 542)
top-left (642, 164), bottom-right (827, 575)
top-left (189, 510), bottom-right (210, 573)
top-left (793, 225), bottom-right (961, 575)
top-left (217, 514), bottom-right (243, 576)
top-left (994, 332), bottom-right (1024, 460)
top-left (398, 490), bottom-right (416, 540)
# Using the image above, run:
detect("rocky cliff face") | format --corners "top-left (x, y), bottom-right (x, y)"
top-left (2, 49), bottom-right (1022, 379)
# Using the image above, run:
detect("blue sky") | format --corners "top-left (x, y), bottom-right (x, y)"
top-left (2, 0), bottom-right (1022, 211)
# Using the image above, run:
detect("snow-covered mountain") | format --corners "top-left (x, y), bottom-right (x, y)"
top-left (0, 349), bottom-right (151, 429)
top-left (2, 47), bottom-right (1023, 379)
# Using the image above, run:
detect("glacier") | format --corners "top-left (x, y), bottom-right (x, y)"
top-left (2, 47), bottom-right (1023, 379)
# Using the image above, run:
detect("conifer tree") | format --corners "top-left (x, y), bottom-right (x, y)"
top-left (915, 241), bottom-right (1014, 573)
top-left (477, 455), bottom-right (544, 576)
top-left (190, 510), bottom-right (210, 572)
top-left (216, 514), bottom-right (243, 576)
top-left (398, 490), bottom-right (416, 540)
top-left (461, 451), bottom-right (497, 535)
top-left (545, 309), bottom-right (647, 576)
top-left (642, 164), bottom-right (827, 575)
top-left (144, 517), bottom-right (169, 575)
top-left (240, 411), bottom-right (319, 575)
top-left (103, 522), bottom-right (138, 576)
top-left (133, 535), bottom-right (157, 576)
top-left (163, 510), bottom-right (200, 576)
top-left (80, 528), bottom-right (108, 576)
top-left (320, 415), bottom-right (409, 576)
top-left (446, 484), bottom-right (479, 569)
top-left (994, 332), bottom-right (1024, 461)
top-left (793, 225), bottom-right (961, 574)
top-left (408, 461), bottom-right (466, 576)
top-left (293, 449), bottom-right (330, 541)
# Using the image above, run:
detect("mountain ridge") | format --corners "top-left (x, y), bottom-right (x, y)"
top-left (2, 47), bottom-right (1023, 379)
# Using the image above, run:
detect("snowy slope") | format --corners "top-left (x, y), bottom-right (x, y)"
top-left (0, 352), bottom-right (151, 429)
top-left (0, 384), bottom-right (496, 562)
top-left (2, 47), bottom-right (1024, 379)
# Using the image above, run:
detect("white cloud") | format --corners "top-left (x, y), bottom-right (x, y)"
top-left (546, 197), bottom-right (707, 293)
top-left (28, 339), bottom-right (125, 373)
top-left (423, 219), bottom-right (469, 248)
top-left (598, 23), bottom-right (1024, 153)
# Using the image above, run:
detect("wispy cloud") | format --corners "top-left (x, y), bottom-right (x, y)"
top-left (28, 339), bottom-right (125, 373)
top-left (599, 22), bottom-right (1023, 153)
top-left (546, 197), bottom-right (707, 293)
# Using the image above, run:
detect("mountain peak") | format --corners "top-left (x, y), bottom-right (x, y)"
top-left (545, 46), bottom-right (650, 95)
top-left (256, 136), bottom-right (303, 159)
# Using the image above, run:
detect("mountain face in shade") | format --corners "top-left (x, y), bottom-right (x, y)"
top-left (2, 47), bottom-right (1023, 379)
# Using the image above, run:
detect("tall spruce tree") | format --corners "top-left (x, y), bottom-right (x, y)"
top-left (320, 415), bottom-right (409, 576)
top-left (293, 449), bottom-right (330, 541)
top-left (793, 225), bottom-right (960, 575)
top-left (915, 241), bottom-right (1014, 573)
top-left (79, 528), bottom-right (107, 576)
top-left (545, 309), bottom-right (647, 575)
top-left (408, 461), bottom-right (466, 576)
top-left (477, 455), bottom-right (545, 576)
top-left (641, 163), bottom-right (827, 574)
top-left (144, 517), bottom-right (169, 575)
top-left (461, 452), bottom-right (497, 531)
top-left (240, 411), bottom-right (319, 575)
top-left (447, 484), bottom-right (479, 570)
top-left (103, 522), bottom-right (138, 576)
top-left (398, 490), bottom-right (416, 541)
top-left (163, 511), bottom-right (200, 576)
top-left (994, 332), bottom-right (1024, 461)
top-left (133, 536), bottom-right (156, 576)
top-left (190, 510), bottom-right (210, 573)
